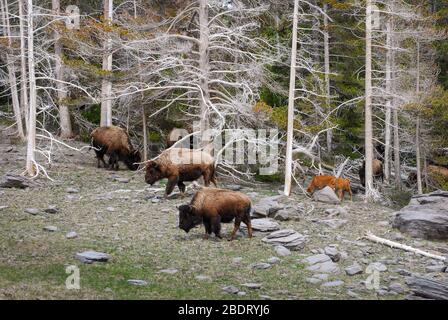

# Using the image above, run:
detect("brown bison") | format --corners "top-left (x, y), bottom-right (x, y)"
top-left (178, 187), bottom-right (253, 241)
top-left (335, 177), bottom-right (353, 201)
top-left (306, 175), bottom-right (337, 194)
top-left (407, 165), bottom-right (448, 189)
top-left (145, 148), bottom-right (217, 198)
top-left (359, 159), bottom-right (383, 187)
top-left (91, 126), bottom-right (141, 171)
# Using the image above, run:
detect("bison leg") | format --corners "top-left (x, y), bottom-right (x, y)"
top-left (95, 151), bottom-right (107, 169)
top-left (211, 216), bottom-right (222, 239)
top-left (177, 181), bottom-right (186, 197)
top-left (229, 218), bottom-right (241, 241)
top-left (165, 176), bottom-right (179, 198)
top-left (202, 218), bottom-right (212, 240)
top-left (243, 218), bottom-right (253, 238)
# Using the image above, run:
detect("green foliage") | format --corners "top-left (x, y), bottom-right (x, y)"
top-left (81, 104), bottom-right (101, 126)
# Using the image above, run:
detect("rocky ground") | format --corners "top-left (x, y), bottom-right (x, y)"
top-left (0, 130), bottom-right (447, 300)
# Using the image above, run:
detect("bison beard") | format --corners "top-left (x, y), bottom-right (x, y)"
top-left (178, 188), bottom-right (252, 241)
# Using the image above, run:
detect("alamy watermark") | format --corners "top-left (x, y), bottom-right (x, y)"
top-left (65, 265), bottom-right (80, 290)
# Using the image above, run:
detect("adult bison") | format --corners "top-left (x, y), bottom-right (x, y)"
top-left (90, 126), bottom-right (141, 171)
top-left (145, 148), bottom-right (217, 198)
top-left (359, 159), bottom-right (384, 187)
top-left (178, 187), bottom-right (252, 240)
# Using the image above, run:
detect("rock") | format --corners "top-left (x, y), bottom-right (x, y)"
top-left (406, 275), bottom-right (448, 300)
top-left (24, 208), bottom-right (39, 215)
top-left (324, 207), bottom-right (347, 217)
top-left (252, 196), bottom-right (285, 218)
top-left (314, 274), bottom-right (329, 280)
top-left (425, 264), bottom-right (446, 273)
top-left (75, 251), bottom-right (110, 263)
top-left (369, 262), bottom-right (388, 272)
top-left (303, 254), bottom-right (331, 265)
top-left (44, 205), bottom-right (59, 214)
top-left (195, 275), bottom-right (212, 281)
top-left (151, 198), bottom-right (160, 203)
top-left (318, 219), bottom-right (348, 229)
top-left (392, 190), bottom-right (448, 240)
top-left (275, 245), bottom-right (291, 257)
top-left (237, 291), bottom-right (246, 296)
top-left (232, 257), bottom-right (243, 265)
top-left (222, 286), bottom-right (239, 294)
top-left (127, 279), bottom-right (148, 286)
top-left (66, 187), bottom-right (79, 193)
top-left (0, 174), bottom-right (33, 189)
top-left (267, 257), bottom-right (281, 264)
top-left (321, 280), bottom-right (344, 287)
top-left (273, 208), bottom-right (300, 222)
top-left (106, 207), bottom-right (115, 212)
top-left (227, 184), bottom-right (242, 191)
top-left (389, 282), bottom-right (406, 294)
top-left (345, 264), bottom-right (363, 276)
top-left (312, 186), bottom-right (341, 204)
top-left (241, 218), bottom-right (279, 232)
top-left (262, 229), bottom-right (307, 251)
top-left (0, 205), bottom-right (8, 211)
top-left (66, 231), bottom-right (78, 239)
top-left (251, 262), bottom-right (271, 270)
top-left (159, 268), bottom-right (178, 274)
top-left (115, 178), bottom-right (130, 183)
top-left (259, 295), bottom-right (273, 300)
top-left (242, 283), bottom-right (262, 289)
top-left (306, 277), bottom-right (322, 284)
top-left (303, 254), bottom-right (340, 274)
top-left (43, 225), bottom-right (57, 232)
top-left (324, 247), bottom-right (341, 262)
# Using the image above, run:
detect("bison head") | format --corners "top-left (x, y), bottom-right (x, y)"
top-left (178, 205), bottom-right (202, 233)
top-left (145, 161), bottom-right (164, 185)
top-left (124, 150), bottom-right (141, 171)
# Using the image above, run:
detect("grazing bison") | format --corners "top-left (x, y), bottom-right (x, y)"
top-left (359, 159), bottom-right (384, 187)
top-left (166, 127), bottom-right (193, 149)
top-left (306, 175), bottom-right (337, 194)
top-left (145, 148), bottom-right (217, 198)
top-left (178, 187), bottom-right (252, 240)
top-left (335, 177), bottom-right (353, 201)
top-left (90, 126), bottom-right (141, 171)
top-left (407, 165), bottom-right (448, 188)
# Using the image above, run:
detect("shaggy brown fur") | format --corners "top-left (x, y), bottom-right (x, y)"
top-left (91, 126), bottom-right (141, 171)
top-left (359, 159), bottom-right (383, 187)
top-left (178, 187), bottom-right (252, 241)
top-left (145, 148), bottom-right (217, 198)
top-left (408, 165), bottom-right (448, 188)
top-left (335, 177), bottom-right (352, 201)
top-left (306, 175), bottom-right (337, 194)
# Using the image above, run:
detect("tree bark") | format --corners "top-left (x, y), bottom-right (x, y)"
top-left (284, 0), bottom-right (299, 196)
top-left (100, 0), bottom-right (113, 127)
top-left (415, 41), bottom-right (423, 194)
top-left (384, 14), bottom-right (393, 183)
top-left (53, 0), bottom-right (73, 138)
top-left (393, 107), bottom-right (401, 188)
top-left (198, 0), bottom-right (210, 146)
top-left (323, 3), bottom-right (332, 153)
top-left (18, 0), bottom-right (29, 132)
top-left (364, 0), bottom-right (374, 200)
top-left (1, 0), bottom-right (25, 140)
top-left (26, 0), bottom-right (37, 176)
top-left (142, 105), bottom-right (148, 161)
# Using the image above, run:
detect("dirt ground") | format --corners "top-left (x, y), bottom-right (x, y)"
top-left (0, 130), bottom-right (447, 300)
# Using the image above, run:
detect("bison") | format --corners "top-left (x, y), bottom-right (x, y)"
top-left (359, 159), bottom-right (383, 187)
top-left (90, 126), bottom-right (141, 171)
top-left (178, 187), bottom-right (253, 241)
top-left (145, 148), bottom-right (217, 198)
top-left (306, 175), bottom-right (336, 194)
top-left (407, 165), bottom-right (448, 189)
top-left (335, 177), bottom-right (352, 201)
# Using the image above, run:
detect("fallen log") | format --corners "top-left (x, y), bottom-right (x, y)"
top-left (364, 232), bottom-right (447, 262)
top-left (406, 275), bottom-right (448, 300)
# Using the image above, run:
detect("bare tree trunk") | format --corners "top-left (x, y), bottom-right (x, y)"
top-left (415, 41), bottom-right (423, 194)
top-left (1, 0), bottom-right (25, 140)
top-left (53, 0), bottom-right (72, 139)
top-left (198, 0), bottom-right (210, 146)
top-left (284, 0), bottom-right (299, 196)
top-left (384, 15), bottom-right (393, 183)
top-left (142, 105), bottom-right (147, 161)
top-left (393, 107), bottom-right (401, 188)
top-left (323, 3), bottom-right (332, 153)
top-left (26, 0), bottom-right (37, 176)
top-left (364, 0), bottom-right (374, 200)
top-left (100, 0), bottom-right (113, 127)
top-left (18, 0), bottom-right (29, 132)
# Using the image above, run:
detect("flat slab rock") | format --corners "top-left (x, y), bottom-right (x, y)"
top-left (312, 186), bottom-right (341, 204)
top-left (303, 254), bottom-right (341, 274)
top-left (0, 174), bottom-right (33, 189)
top-left (251, 196), bottom-right (285, 218)
top-left (241, 218), bottom-right (279, 232)
top-left (75, 251), bottom-right (111, 263)
top-left (262, 229), bottom-right (307, 251)
top-left (392, 190), bottom-right (448, 240)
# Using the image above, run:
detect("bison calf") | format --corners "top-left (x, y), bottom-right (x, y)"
top-left (178, 187), bottom-right (252, 241)
top-left (335, 177), bottom-right (352, 201)
top-left (145, 148), bottom-right (217, 198)
top-left (306, 175), bottom-right (336, 194)
top-left (359, 159), bottom-right (383, 187)
top-left (91, 126), bottom-right (141, 171)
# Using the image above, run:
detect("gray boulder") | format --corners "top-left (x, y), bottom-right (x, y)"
top-left (0, 174), bottom-right (33, 189)
top-left (252, 196), bottom-right (285, 218)
top-left (392, 190), bottom-right (448, 240)
top-left (262, 229), bottom-right (307, 251)
top-left (241, 218), bottom-right (279, 232)
top-left (75, 251), bottom-right (110, 263)
top-left (313, 186), bottom-right (341, 204)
